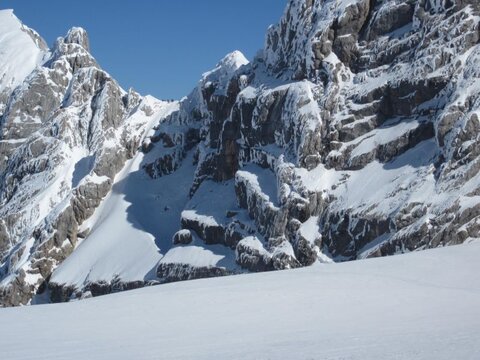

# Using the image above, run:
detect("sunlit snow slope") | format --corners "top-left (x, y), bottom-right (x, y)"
top-left (0, 9), bottom-right (46, 95)
top-left (1, 242), bottom-right (479, 360)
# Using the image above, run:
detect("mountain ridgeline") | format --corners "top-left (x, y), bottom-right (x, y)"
top-left (0, 0), bottom-right (479, 306)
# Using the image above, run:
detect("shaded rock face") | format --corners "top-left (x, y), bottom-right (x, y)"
top-left (0, 15), bottom-right (155, 306)
top-left (49, 278), bottom-right (145, 303)
top-left (157, 263), bottom-right (229, 283)
top-left (172, 229), bottom-right (193, 245)
top-left (145, 0), bottom-right (479, 282)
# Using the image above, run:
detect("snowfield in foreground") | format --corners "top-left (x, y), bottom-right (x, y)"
top-left (1, 243), bottom-right (479, 360)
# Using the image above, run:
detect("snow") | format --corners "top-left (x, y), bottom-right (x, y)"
top-left (181, 210), bottom-right (220, 227)
top-left (51, 153), bottom-right (161, 287)
top-left (358, 232), bottom-right (393, 259)
top-left (0, 9), bottom-right (45, 93)
top-left (238, 236), bottom-right (268, 254)
top-left (79, 173), bottom-right (110, 186)
top-left (239, 85), bottom-right (257, 99)
top-left (295, 163), bottom-right (345, 193)
top-left (272, 239), bottom-right (295, 258)
top-left (298, 216), bottom-right (320, 244)
top-left (159, 234), bottom-right (240, 273)
top-left (71, 154), bottom-right (96, 188)
top-left (236, 164), bottom-right (279, 207)
top-left (300, 139), bottom-right (441, 218)
top-left (1, 243), bottom-right (479, 359)
top-left (459, 195), bottom-right (480, 212)
top-left (349, 118), bottom-right (421, 158)
top-left (159, 245), bottom-right (225, 268)
top-left (0, 0), bottom-right (478, 314)
top-left (201, 50), bottom-right (248, 96)
top-left (51, 100), bottom-right (187, 289)
top-left (184, 179), bottom-right (240, 226)
top-left (202, 50), bottom-right (248, 81)
top-left (0, 141), bottom-right (90, 249)
top-left (339, 142), bottom-right (437, 215)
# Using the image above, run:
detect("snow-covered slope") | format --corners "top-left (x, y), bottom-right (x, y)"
top-left (0, 9), bottom-right (47, 113)
top-left (1, 243), bottom-right (479, 359)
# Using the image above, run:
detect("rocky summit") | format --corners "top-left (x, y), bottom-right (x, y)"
top-left (0, 0), bottom-right (479, 306)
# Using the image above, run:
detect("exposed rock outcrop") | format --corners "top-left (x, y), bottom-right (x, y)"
top-left (147, 0), bottom-right (480, 281)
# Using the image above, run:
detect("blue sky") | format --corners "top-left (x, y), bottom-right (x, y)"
top-left (1, 1), bottom-right (286, 99)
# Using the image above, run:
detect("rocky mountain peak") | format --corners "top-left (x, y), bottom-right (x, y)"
top-left (216, 50), bottom-right (249, 72)
top-left (201, 50), bottom-right (249, 91)
top-left (64, 26), bottom-right (90, 51)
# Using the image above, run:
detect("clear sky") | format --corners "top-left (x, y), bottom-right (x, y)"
top-left (1, 1), bottom-right (286, 99)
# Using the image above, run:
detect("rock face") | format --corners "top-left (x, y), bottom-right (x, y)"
top-left (0, 10), bottom-right (161, 306)
top-left (1, 1), bottom-right (480, 305)
top-left (143, 0), bottom-right (480, 281)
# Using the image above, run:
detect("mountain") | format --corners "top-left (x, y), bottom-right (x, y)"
top-left (1, 0), bottom-right (480, 306)
top-left (0, 9), bottom-right (175, 306)
top-left (1, 242), bottom-right (479, 359)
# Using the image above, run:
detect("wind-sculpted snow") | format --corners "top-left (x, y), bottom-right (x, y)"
top-left (1, 0), bottom-right (480, 305)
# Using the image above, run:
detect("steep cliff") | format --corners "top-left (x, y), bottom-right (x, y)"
top-left (133, 0), bottom-right (479, 282)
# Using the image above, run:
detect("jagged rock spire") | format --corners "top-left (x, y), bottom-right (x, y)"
top-left (65, 27), bottom-right (90, 51)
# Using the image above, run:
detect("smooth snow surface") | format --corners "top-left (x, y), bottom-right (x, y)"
top-left (0, 9), bottom-right (45, 92)
top-left (2, 243), bottom-right (479, 360)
